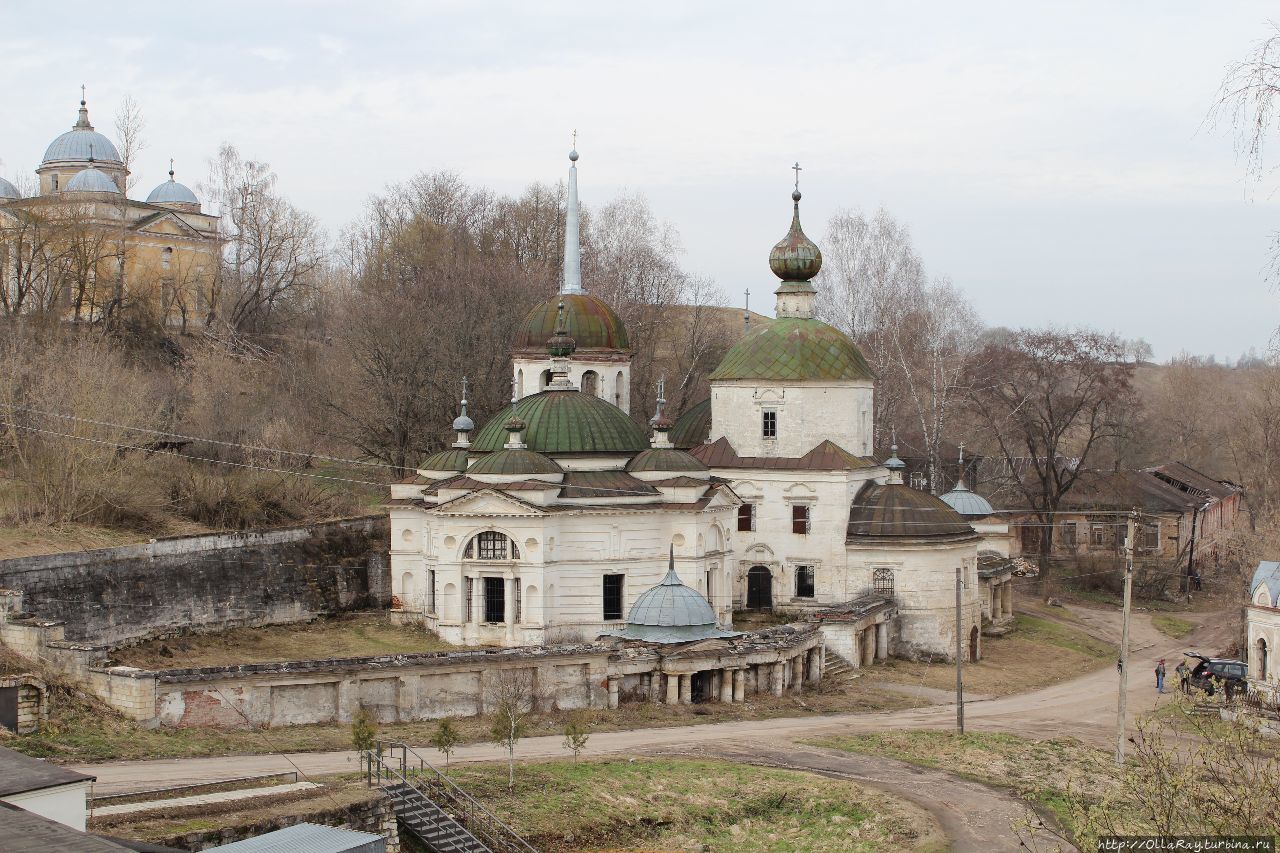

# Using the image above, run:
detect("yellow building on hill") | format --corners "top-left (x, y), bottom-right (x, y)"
top-left (0, 95), bottom-right (220, 328)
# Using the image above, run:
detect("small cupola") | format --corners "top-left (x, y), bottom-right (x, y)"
top-left (770, 163), bottom-right (823, 320)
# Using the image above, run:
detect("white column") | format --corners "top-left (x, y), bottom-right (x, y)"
top-left (876, 622), bottom-right (889, 661)
top-left (665, 672), bottom-right (679, 704)
top-left (733, 669), bottom-right (745, 702)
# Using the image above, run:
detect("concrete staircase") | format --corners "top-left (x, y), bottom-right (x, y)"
top-left (364, 742), bottom-right (537, 853)
top-left (822, 650), bottom-right (858, 683)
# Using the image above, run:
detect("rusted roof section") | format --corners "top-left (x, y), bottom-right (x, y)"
top-left (809, 593), bottom-right (897, 623)
top-left (444, 477), bottom-right (555, 492)
top-left (560, 470), bottom-right (658, 499)
top-left (670, 398), bottom-right (712, 449)
top-left (709, 317), bottom-right (873, 382)
top-left (648, 476), bottom-right (710, 488)
top-left (513, 293), bottom-right (630, 352)
top-left (1143, 461), bottom-right (1241, 501)
top-left (689, 436), bottom-right (878, 471)
top-left (848, 481), bottom-right (978, 540)
top-left (627, 447), bottom-right (708, 474)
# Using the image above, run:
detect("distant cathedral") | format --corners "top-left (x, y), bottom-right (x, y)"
top-left (390, 148), bottom-right (1019, 661)
top-left (0, 91), bottom-right (219, 326)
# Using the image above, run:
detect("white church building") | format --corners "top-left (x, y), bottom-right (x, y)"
top-left (389, 150), bottom-right (1012, 661)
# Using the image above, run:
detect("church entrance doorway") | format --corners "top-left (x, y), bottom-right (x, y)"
top-left (747, 566), bottom-right (772, 609)
top-left (969, 625), bottom-right (979, 661)
top-left (690, 671), bottom-right (711, 703)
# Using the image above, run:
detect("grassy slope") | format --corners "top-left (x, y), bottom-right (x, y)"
top-left (1151, 613), bottom-right (1196, 639)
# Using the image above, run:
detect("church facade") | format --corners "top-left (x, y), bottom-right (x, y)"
top-left (390, 150), bottom-right (1011, 661)
top-left (0, 94), bottom-right (219, 326)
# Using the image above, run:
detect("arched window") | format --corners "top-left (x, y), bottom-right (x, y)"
top-left (517, 369), bottom-right (524, 398)
top-left (582, 370), bottom-right (599, 396)
top-left (463, 531), bottom-right (520, 560)
top-left (540, 369), bottom-right (552, 390)
top-left (614, 371), bottom-right (625, 407)
top-left (873, 568), bottom-right (894, 595)
top-left (1259, 637), bottom-right (1270, 681)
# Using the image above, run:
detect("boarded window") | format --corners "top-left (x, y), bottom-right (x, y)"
top-left (737, 503), bottom-right (755, 532)
top-left (792, 504), bottom-right (810, 535)
top-left (603, 574), bottom-right (624, 621)
top-left (795, 565), bottom-right (815, 598)
top-left (762, 410), bottom-right (777, 439)
top-left (484, 576), bottom-right (505, 623)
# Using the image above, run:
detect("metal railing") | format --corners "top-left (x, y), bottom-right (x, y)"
top-left (363, 740), bottom-right (538, 853)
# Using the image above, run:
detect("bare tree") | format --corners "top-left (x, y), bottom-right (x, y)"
top-left (486, 669), bottom-right (535, 792)
top-left (113, 94), bottom-right (147, 194)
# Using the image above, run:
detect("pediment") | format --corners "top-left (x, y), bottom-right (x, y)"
top-left (132, 211), bottom-right (203, 238)
top-left (703, 486), bottom-right (741, 509)
top-left (436, 489), bottom-right (545, 516)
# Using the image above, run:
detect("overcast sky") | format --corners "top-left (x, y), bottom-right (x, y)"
top-left (2, 1), bottom-right (1276, 360)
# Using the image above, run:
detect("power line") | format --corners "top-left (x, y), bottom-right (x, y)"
top-left (0, 421), bottom-right (385, 487)
top-left (0, 402), bottom-right (396, 471)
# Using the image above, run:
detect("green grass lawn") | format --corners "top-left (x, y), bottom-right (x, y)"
top-left (1011, 614), bottom-right (1115, 659)
top-left (1151, 613), bottom-right (1196, 639)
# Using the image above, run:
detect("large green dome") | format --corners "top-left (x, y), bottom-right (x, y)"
top-left (470, 390), bottom-right (648, 454)
top-left (513, 293), bottom-right (630, 352)
top-left (670, 398), bottom-right (711, 449)
top-left (709, 317), bottom-right (874, 383)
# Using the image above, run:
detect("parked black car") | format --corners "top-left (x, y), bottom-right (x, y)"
top-left (1182, 652), bottom-right (1248, 699)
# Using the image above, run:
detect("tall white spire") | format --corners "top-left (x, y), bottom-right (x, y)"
top-left (562, 141), bottom-right (584, 295)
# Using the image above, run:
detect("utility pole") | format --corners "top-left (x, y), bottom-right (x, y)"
top-left (956, 565), bottom-right (965, 734)
top-left (1115, 508), bottom-right (1137, 765)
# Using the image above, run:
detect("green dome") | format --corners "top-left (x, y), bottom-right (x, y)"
top-left (419, 448), bottom-right (468, 474)
top-left (709, 317), bottom-right (874, 383)
top-left (848, 482), bottom-right (976, 540)
top-left (513, 293), bottom-right (630, 352)
top-left (468, 448), bottom-right (563, 476)
top-left (627, 448), bottom-right (708, 474)
top-left (670, 399), bottom-right (711, 449)
top-left (471, 390), bottom-right (648, 454)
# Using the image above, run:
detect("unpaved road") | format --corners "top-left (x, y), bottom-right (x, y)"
top-left (75, 605), bottom-right (1225, 850)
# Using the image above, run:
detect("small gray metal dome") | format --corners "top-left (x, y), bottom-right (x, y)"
top-left (939, 482), bottom-right (995, 517)
top-left (627, 567), bottom-right (718, 629)
top-left (146, 177), bottom-right (199, 205)
top-left (0, 177), bottom-right (19, 200)
top-left (65, 167), bottom-right (120, 194)
top-left (453, 414), bottom-right (475, 432)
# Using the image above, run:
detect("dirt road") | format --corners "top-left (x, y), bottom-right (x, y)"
top-left (76, 606), bottom-right (1218, 849)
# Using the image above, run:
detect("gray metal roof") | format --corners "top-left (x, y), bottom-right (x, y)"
top-left (145, 178), bottom-right (199, 205)
top-left (0, 804), bottom-right (131, 852)
top-left (0, 177), bottom-right (19, 200)
top-left (1253, 561), bottom-right (1280, 607)
top-left (208, 822), bottom-right (385, 853)
top-left (65, 167), bottom-right (120, 194)
top-left (939, 482), bottom-right (995, 517)
top-left (627, 566), bottom-right (717, 628)
top-left (44, 129), bottom-right (122, 164)
top-left (0, 745), bottom-right (94, 797)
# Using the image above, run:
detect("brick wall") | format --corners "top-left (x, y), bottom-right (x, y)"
top-left (0, 516), bottom-right (390, 648)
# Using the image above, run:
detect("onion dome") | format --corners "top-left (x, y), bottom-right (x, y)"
top-left (670, 398), bottom-right (711, 449)
top-left (515, 293), bottom-right (629, 352)
top-left (848, 481), bottom-right (977, 540)
top-left (418, 448), bottom-right (469, 477)
top-left (610, 548), bottom-right (738, 642)
top-left (940, 481), bottom-right (995, 518)
top-left (0, 177), bottom-right (19, 200)
top-left (468, 447), bottom-right (563, 477)
top-left (43, 98), bottom-right (123, 164)
top-left (709, 317), bottom-right (873, 382)
top-left (769, 188), bottom-right (822, 284)
top-left (470, 390), bottom-right (648, 454)
top-left (146, 164), bottom-right (199, 206)
top-left (65, 166), bottom-right (120, 194)
top-left (454, 412), bottom-right (475, 432)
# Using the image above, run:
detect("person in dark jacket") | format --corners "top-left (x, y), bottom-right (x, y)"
top-left (1155, 659), bottom-right (1167, 694)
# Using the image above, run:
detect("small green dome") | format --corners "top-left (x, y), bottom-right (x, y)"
top-left (627, 448), bottom-right (708, 474)
top-left (468, 448), bottom-right (563, 476)
top-left (848, 482), bottom-right (976, 539)
top-left (471, 390), bottom-right (648, 454)
top-left (514, 293), bottom-right (630, 352)
top-left (419, 448), bottom-right (468, 474)
top-left (670, 399), bottom-right (711, 449)
top-left (709, 317), bottom-right (874, 383)
top-left (769, 195), bottom-right (822, 282)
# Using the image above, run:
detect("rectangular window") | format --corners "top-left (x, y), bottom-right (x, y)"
top-left (514, 577), bottom-right (522, 623)
top-left (1020, 524), bottom-right (1042, 552)
top-left (429, 569), bottom-right (437, 613)
top-left (795, 565), bottom-right (815, 598)
top-left (792, 504), bottom-right (810, 535)
top-left (484, 576), bottom-right (506, 623)
top-left (1141, 524), bottom-right (1160, 551)
top-left (464, 577), bottom-right (474, 623)
top-left (1058, 523), bottom-right (1077, 550)
top-left (762, 410), bottom-right (777, 439)
top-left (1090, 524), bottom-right (1106, 549)
top-left (603, 574), bottom-right (625, 621)
top-left (737, 503), bottom-right (755, 532)
top-left (873, 567), bottom-right (894, 594)
top-left (705, 570), bottom-right (714, 605)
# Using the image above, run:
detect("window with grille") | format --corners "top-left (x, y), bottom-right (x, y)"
top-left (464, 577), bottom-right (474, 623)
top-left (466, 531), bottom-right (519, 560)
top-left (795, 566), bottom-right (815, 598)
top-left (513, 577), bottom-right (522, 623)
top-left (484, 577), bottom-right (505, 623)
top-left (1090, 524), bottom-right (1106, 548)
top-left (737, 503), bottom-right (755, 532)
top-left (603, 574), bottom-right (624, 621)
top-left (428, 569), bottom-right (436, 613)
top-left (910, 472), bottom-right (926, 490)
top-left (873, 568), bottom-right (894, 594)
top-left (791, 504), bottom-right (810, 535)
top-left (762, 410), bottom-right (777, 439)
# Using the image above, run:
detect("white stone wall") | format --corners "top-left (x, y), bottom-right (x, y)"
top-left (2, 782), bottom-right (89, 831)
top-left (513, 356), bottom-right (631, 413)
top-left (846, 540), bottom-right (983, 660)
top-left (391, 503), bottom-right (735, 647)
top-left (721, 468), bottom-right (879, 607)
top-left (1248, 588), bottom-right (1280, 691)
top-left (709, 380), bottom-right (874, 458)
